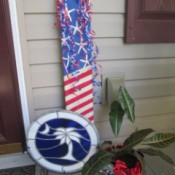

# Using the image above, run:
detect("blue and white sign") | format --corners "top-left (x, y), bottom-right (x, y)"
top-left (27, 110), bottom-right (99, 173)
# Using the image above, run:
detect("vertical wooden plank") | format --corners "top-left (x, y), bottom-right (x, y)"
top-left (16, 0), bottom-right (36, 121)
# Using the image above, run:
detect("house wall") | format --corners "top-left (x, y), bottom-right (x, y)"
top-left (16, 0), bottom-right (175, 174)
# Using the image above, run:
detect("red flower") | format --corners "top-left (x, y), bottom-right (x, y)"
top-left (113, 170), bottom-right (127, 175)
top-left (113, 160), bottom-right (142, 175)
top-left (130, 162), bottom-right (142, 175)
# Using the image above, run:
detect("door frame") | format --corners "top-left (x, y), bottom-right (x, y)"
top-left (0, 0), bottom-right (34, 169)
top-left (8, 0), bottom-right (30, 136)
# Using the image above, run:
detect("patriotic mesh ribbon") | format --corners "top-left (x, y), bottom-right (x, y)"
top-left (56, 0), bottom-right (98, 121)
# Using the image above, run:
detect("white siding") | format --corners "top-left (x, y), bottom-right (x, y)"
top-left (20, 0), bottom-right (175, 138)
top-left (16, 0), bottom-right (175, 173)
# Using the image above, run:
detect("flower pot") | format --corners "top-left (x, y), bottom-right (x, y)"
top-left (98, 154), bottom-right (142, 175)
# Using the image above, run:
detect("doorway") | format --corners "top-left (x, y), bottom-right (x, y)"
top-left (0, 0), bottom-right (25, 155)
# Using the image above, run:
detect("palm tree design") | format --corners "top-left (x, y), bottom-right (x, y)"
top-left (39, 124), bottom-right (90, 161)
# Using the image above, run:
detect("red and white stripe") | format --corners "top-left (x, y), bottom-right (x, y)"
top-left (64, 66), bottom-right (94, 121)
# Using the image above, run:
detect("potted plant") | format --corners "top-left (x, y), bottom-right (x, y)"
top-left (82, 86), bottom-right (175, 175)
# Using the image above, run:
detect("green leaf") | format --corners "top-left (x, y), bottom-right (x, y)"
top-left (134, 152), bottom-right (146, 175)
top-left (118, 86), bottom-right (135, 123)
top-left (138, 148), bottom-right (175, 165)
top-left (122, 129), bottom-right (154, 150)
top-left (142, 132), bottom-right (175, 148)
top-left (81, 150), bottom-right (113, 175)
top-left (109, 101), bottom-right (124, 136)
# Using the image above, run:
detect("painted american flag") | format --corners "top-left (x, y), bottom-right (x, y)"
top-left (56, 0), bottom-right (98, 121)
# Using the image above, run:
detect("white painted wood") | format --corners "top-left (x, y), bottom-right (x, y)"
top-left (34, 98), bottom-right (175, 125)
top-left (33, 86), bottom-right (64, 109)
top-left (34, 108), bottom-right (62, 120)
top-left (135, 96), bottom-right (175, 117)
top-left (25, 14), bottom-right (124, 40)
top-left (33, 79), bottom-right (175, 117)
top-left (28, 38), bottom-right (175, 64)
top-left (23, 0), bottom-right (56, 14)
top-left (92, 0), bottom-right (125, 13)
top-left (94, 94), bottom-right (175, 121)
top-left (23, 0), bottom-right (125, 13)
top-left (92, 14), bottom-right (124, 38)
top-left (33, 85), bottom-right (175, 118)
top-left (21, 0), bottom-right (175, 135)
top-left (25, 14), bottom-right (58, 40)
top-left (95, 113), bottom-right (175, 140)
top-left (145, 156), bottom-right (175, 175)
top-left (100, 58), bottom-right (175, 80)
top-left (30, 64), bottom-right (63, 88)
top-left (96, 38), bottom-right (175, 60)
top-left (8, 0), bottom-right (31, 136)
top-left (101, 129), bottom-right (175, 145)
top-left (0, 153), bottom-right (34, 170)
top-left (32, 77), bottom-right (175, 102)
top-left (16, 0), bottom-right (36, 121)
top-left (144, 143), bottom-right (175, 175)
top-left (28, 40), bottom-right (61, 64)
top-left (127, 78), bottom-right (175, 99)
top-left (30, 58), bottom-right (175, 88)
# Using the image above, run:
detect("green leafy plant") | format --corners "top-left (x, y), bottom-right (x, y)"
top-left (82, 86), bottom-right (175, 175)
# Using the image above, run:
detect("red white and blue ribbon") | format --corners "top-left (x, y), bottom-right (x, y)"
top-left (56, 0), bottom-right (99, 121)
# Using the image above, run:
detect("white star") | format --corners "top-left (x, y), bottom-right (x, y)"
top-left (75, 38), bottom-right (88, 54)
top-left (70, 22), bottom-right (82, 35)
top-left (65, 3), bottom-right (75, 22)
top-left (61, 36), bottom-right (71, 48)
top-left (63, 55), bottom-right (70, 68)
top-left (80, 54), bottom-right (89, 68)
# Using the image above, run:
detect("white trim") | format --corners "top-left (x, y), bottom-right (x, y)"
top-left (8, 0), bottom-right (30, 136)
top-left (0, 153), bottom-right (34, 169)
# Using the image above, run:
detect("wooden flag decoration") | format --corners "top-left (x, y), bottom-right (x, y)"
top-left (56, 0), bottom-right (98, 121)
